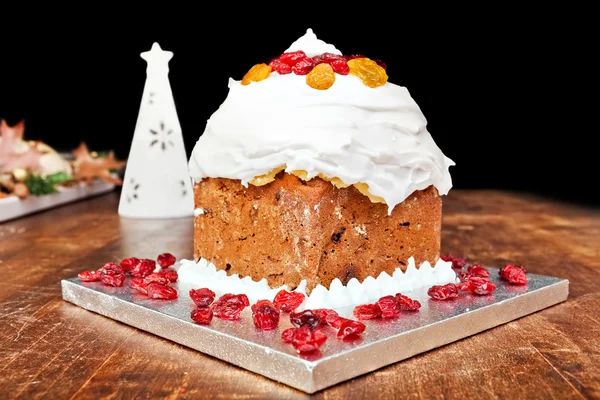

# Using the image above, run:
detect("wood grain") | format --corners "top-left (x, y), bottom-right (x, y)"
top-left (0, 190), bottom-right (598, 399)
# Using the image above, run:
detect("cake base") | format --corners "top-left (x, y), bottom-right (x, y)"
top-left (61, 267), bottom-right (568, 394)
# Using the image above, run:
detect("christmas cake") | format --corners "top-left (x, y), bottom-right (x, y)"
top-left (188, 29), bottom-right (454, 292)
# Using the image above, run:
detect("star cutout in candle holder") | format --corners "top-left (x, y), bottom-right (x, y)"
top-left (150, 121), bottom-right (175, 151)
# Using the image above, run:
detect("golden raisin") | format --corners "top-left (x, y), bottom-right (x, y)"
top-left (306, 63), bottom-right (336, 90)
top-left (241, 63), bottom-right (272, 86)
top-left (347, 58), bottom-right (388, 88)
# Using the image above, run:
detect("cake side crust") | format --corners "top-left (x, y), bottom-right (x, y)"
top-left (193, 173), bottom-right (441, 291)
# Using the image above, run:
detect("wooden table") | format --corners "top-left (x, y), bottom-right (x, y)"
top-left (1, 190), bottom-right (599, 399)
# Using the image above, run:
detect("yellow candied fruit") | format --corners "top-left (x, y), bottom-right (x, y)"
top-left (249, 166), bottom-right (385, 204)
top-left (241, 63), bottom-right (272, 86)
top-left (306, 63), bottom-right (336, 90)
top-left (347, 57), bottom-right (388, 88)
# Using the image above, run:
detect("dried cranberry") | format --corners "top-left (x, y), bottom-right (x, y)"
top-left (290, 326), bottom-right (327, 354)
top-left (146, 282), bottom-right (178, 300)
top-left (373, 59), bottom-right (387, 70)
top-left (269, 58), bottom-right (292, 75)
top-left (330, 59), bottom-right (350, 75)
top-left (131, 259), bottom-right (156, 278)
top-left (157, 253), bottom-right (176, 268)
top-left (120, 257), bottom-right (140, 272)
top-left (472, 281), bottom-right (497, 295)
top-left (337, 320), bottom-right (366, 340)
top-left (211, 293), bottom-right (249, 320)
top-left (100, 262), bottom-right (123, 275)
top-left (281, 328), bottom-right (297, 343)
top-left (440, 254), bottom-right (468, 269)
top-left (311, 54), bottom-right (323, 64)
top-left (395, 294), bottom-right (421, 311)
top-left (313, 309), bottom-right (345, 328)
top-left (320, 52), bottom-right (341, 63)
top-left (157, 268), bottom-right (178, 282)
top-left (280, 50), bottom-right (307, 66)
top-left (189, 288), bottom-right (216, 307)
top-left (353, 303), bottom-right (382, 320)
top-left (456, 282), bottom-right (473, 291)
top-left (499, 264), bottom-right (528, 285)
top-left (191, 307), bottom-right (213, 325)
top-left (290, 310), bottom-right (322, 330)
top-left (467, 264), bottom-right (490, 278)
top-left (130, 277), bottom-right (148, 294)
top-left (459, 272), bottom-right (490, 286)
top-left (273, 290), bottom-right (305, 313)
top-left (101, 272), bottom-right (125, 287)
top-left (78, 270), bottom-right (101, 282)
top-left (348, 54), bottom-right (365, 60)
top-left (292, 58), bottom-right (315, 75)
top-left (142, 273), bottom-right (170, 286)
top-left (377, 295), bottom-right (402, 318)
top-left (251, 300), bottom-right (280, 330)
top-left (427, 283), bottom-right (460, 300)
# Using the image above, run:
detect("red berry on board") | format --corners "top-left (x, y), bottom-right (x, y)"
top-left (472, 281), bottom-right (497, 295)
top-left (131, 259), bottom-right (156, 278)
top-left (499, 264), bottom-right (528, 285)
top-left (290, 326), bottom-right (327, 354)
top-left (337, 320), bottom-right (366, 340)
top-left (101, 272), bottom-right (125, 287)
top-left (377, 295), bottom-right (402, 318)
top-left (456, 282), bottom-right (473, 291)
top-left (120, 257), bottom-right (140, 272)
top-left (130, 277), bottom-right (148, 295)
top-left (467, 264), bottom-right (490, 278)
top-left (290, 309), bottom-right (322, 330)
top-left (211, 294), bottom-right (249, 320)
top-left (189, 288), bottom-right (216, 307)
top-left (440, 254), bottom-right (468, 269)
top-left (313, 309), bottom-right (345, 328)
top-left (427, 283), bottom-right (460, 300)
top-left (157, 253), bottom-right (177, 268)
top-left (146, 282), bottom-right (178, 300)
top-left (281, 327), bottom-right (297, 343)
top-left (142, 273), bottom-right (171, 286)
top-left (251, 300), bottom-right (280, 330)
top-left (157, 268), bottom-right (178, 282)
top-left (395, 294), bottom-right (421, 311)
top-left (191, 307), bottom-right (213, 325)
top-left (353, 303), bottom-right (382, 320)
top-left (459, 272), bottom-right (490, 286)
top-left (273, 290), bottom-right (305, 313)
top-left (78, 270), bottom-right (101, 282)
top-left (280, 50), bottom-right (307, 66)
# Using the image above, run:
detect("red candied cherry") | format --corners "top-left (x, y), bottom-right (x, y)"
top-left (427, 283), bottom-right (460, 300)
top-left (131, 259), bottom-right (156, 278)
top-left (146, 282), bottom-right (178, 300)
top-left (280, 50), bottom-right (307, 66)
top-left (377, 295), bottom-right (402, 318)
top-left (337, 320), bottom-right (366, 340)
top-left (142, 273), bottom-right (171, 286)
top-left (273, 290), bottom-right (305, 313)
top-left (440, 254), bottom-right (468, 269)
top-left (99, 262), bottom-right (125, 287)
top-left (211, 293), bottom-right (250, 320)
top-left (499, 264), bottom-right (528, 285)
top-left (191, 307), bottom-right (213, 325)
top-left (472, 281), bottom-right (497, 296)
top-left (78, 270), bottom-right (101, 282)
top-left (290, 309), bottom-right (322, 330)
top-left (269, 58), bottom-right (292, 75)
top-left (395, 294), bottom-right (421, 311)
top-left (189, 288), bottom-right (216, 307)
top-left (330, 59), bottom-right (350, 75)
top-left (157, 253), bottom-right (177, 268)
top-left (251, 300), bottom-right (280, 330)
top-left (292, 58), bottom-right (315, 75)
top-left (467, 264), bottom-right (490, 278)
top-left (120, 257), bottom-right (140, 272)
top-left (289, 326), bottom-right (328, 354)
top-left (353, 303), bottom-right (382, 320)
top-left (157, 268), bottom-right (178, 282)
top-left (130, 277), bottom-right (148, 295)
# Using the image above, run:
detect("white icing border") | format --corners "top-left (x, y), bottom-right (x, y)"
top-left (177, 257), bottom-right (458, 311)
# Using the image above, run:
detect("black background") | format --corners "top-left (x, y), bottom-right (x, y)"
top-left (1, 9), bottom-right (596, 206)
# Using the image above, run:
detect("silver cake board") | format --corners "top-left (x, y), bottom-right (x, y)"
top-left (61, 268), bottom-right (568, 394)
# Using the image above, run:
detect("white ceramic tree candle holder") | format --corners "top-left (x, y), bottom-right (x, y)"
top-left (118, 42), bottom-right (194, 219)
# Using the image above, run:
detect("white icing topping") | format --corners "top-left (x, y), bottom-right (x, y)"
top-left (194, 207), bottom-right (205, 216)
top-left (177, 256), bottom-right (458, 311)
top-left (284, 28), bottom-right (342, 57)
top-left (189, 29), bottom-right (454, 214)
